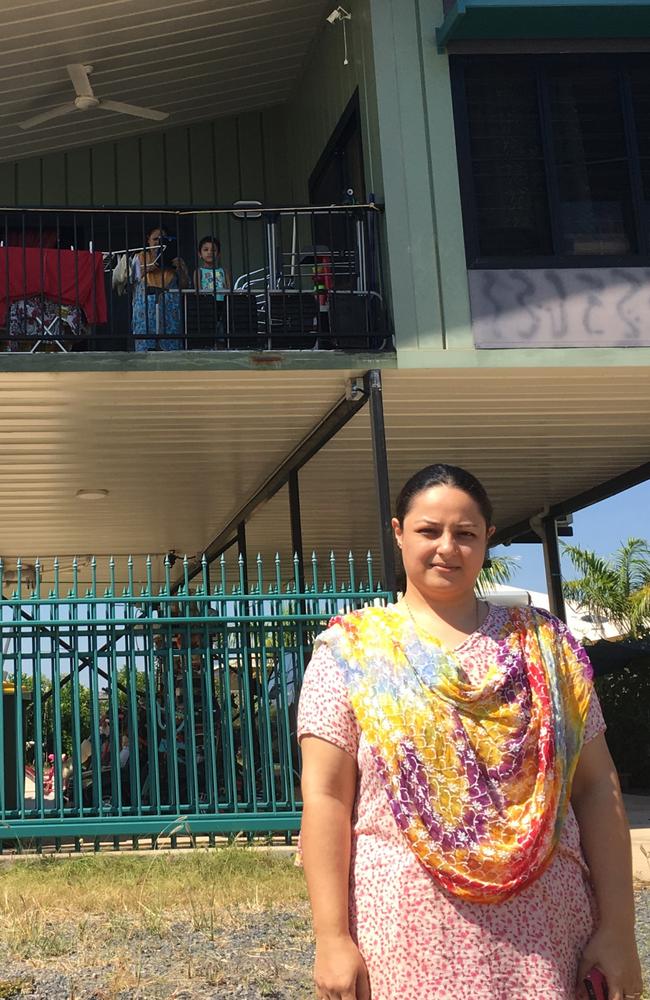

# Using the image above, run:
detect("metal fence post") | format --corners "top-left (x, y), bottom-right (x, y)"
top-left (368, 369), bottom-right (397, 596)
top-left (540, 515), bottom-right (567, 622)
top-left (289, 470), bottom-right (305, 594)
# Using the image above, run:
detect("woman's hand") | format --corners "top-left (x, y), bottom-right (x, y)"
top-left (576, 925), bottom-right (643, 1000)
top-left (314, 933), bottom-right (371, 1000)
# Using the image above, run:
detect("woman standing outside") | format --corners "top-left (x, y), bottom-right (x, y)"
top-left (132, 226), bottom-right (189, 350)
top-left (298, 464), bottom-right (642, 1000)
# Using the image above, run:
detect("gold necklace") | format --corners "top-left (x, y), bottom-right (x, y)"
top-left (403, 597), bottom-right (481, 640)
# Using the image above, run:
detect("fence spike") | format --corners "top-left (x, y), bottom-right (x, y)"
top-left (348, 551), bottom-right (356, 592)
top-left (274, 552), bottom-right (282, 594)
top-left (310, 551), bottom-right (319, 593)
top-left (366, 550), bottom-right (374, 593)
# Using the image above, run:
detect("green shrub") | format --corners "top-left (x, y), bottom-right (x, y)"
top-left (595, 666), bottom-right (650, 791)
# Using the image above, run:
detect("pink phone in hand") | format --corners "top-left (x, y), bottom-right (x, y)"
top-left (584, 967), bottom-right (608, 1000)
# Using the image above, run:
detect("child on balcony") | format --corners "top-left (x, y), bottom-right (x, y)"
top-left (194, 236), bottom-right (229, 300)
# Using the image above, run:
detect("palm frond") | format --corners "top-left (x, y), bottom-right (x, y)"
top-left (629, 582), bottom-right (650, 637)
top-left (613, 538), bottom-right (650, 594)
top-left (476, 555), bottom-right (518, 596)
top-left (562, 537), bottom-right (650, 638)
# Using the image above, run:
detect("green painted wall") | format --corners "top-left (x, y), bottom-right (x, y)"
top-left (0, 107), bottom-right (295, 284)
top-left (368, 0), bottom-right (472, 355)
top-left (0, 108), bottom-right (290, 209)
top-left (283, 0), bottom-right (384, 203)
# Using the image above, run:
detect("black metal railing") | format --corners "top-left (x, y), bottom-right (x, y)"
top-left (0, 204), bottom-right (392, 353)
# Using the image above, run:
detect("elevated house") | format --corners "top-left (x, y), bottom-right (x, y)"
top-left (0, 0), bottom-right (648, 842)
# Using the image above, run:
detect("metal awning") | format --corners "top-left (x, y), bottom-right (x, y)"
top-left (0, 364), bottom-right (648, 590)
top-left (437, 1), bottom-right (650, 51)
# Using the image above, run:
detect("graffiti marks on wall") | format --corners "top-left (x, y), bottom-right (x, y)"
top-left (469, 268), bottom-right (650, 348)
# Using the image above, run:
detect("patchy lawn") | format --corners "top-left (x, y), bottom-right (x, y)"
top-left (0, 854), bottom-right (646, 999)
top-left (0, 850), bottom-right (313, 999)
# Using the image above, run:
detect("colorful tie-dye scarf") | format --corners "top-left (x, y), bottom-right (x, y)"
top-left (315, 604), bottom-right (593, 903)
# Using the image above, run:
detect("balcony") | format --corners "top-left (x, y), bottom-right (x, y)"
top-left (437, 1), bottom-right (650, 50)
top-left (0, 205), bottom-right (392, 355)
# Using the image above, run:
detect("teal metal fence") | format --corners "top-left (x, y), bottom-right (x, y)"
top-left (0, 553), bottom-right (389, 848)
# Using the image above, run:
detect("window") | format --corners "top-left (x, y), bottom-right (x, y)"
top-left (452, 55), bottom-right (650, 265)
top-left (463, 64), bottom-right (552, 256)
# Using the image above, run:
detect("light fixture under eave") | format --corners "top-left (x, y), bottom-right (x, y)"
top-left (326, 6), bottom-right (352, 66)
top-left (327, 6), bottom-right (351, 24)
top-left (75, 489), bottom-right (109, 500)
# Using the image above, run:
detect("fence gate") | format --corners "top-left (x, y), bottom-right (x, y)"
top-left (0, 553), bottom-right (389, 848)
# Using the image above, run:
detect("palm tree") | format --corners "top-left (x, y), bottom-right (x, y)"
top-left (476, 554), bottom-right (519, 596)
top-left (562, 537), bottom-right (650, 639)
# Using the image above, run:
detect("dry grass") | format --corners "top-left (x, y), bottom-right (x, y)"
top-left (0, 850), bottom-right (313, 998)
top-left (0, 849), bottom-right (306, 925)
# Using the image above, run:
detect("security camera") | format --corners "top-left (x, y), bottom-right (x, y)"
top-left (327, 6), bottom-right (351, 23)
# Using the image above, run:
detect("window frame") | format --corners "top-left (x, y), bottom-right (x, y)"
top-left (450, 53), bottom-right (650, 268)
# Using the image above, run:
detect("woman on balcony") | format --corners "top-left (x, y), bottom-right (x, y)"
top-left (132, 226), bottom-right (189, 350)
top-left (298, 463), bottom-right (642, 1000)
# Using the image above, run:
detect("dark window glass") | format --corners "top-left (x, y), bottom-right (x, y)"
top-left (548, 69), bottom-right (635, 255)
top-left (464, 66), bottom-right (552, 257)
top-left (453, 56), bottom-right (650, 262)
top-left (628, 68), bottom-right (650, 234)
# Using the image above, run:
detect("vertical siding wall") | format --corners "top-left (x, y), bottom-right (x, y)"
top-left (369, 0), bottom-right (471, 355)
top-left (0, 108), bottom-right (289, 208)
top-left (283, 0), bottom-right (384, 203)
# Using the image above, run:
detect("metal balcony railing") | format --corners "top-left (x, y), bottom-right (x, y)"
top-left (0, 204), bottom-right (392, 354)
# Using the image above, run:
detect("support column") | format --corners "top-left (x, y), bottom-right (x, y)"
top-left (539, 516), bottom-right (566, 622)
top-left (288, 470), bottom-right (305, 593)
top-left (368, 369), bottom-right (397, 596)
top-left (237, 522), bottom-right (249, 593)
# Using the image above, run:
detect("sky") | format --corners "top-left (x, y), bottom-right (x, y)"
top-left (491, 480), bottom-right (650, 594)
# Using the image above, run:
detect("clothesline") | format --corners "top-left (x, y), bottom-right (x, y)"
top-left (101, 243), bottom-right (164, 257)
top-left (0, 247), bottom-right (108, 325)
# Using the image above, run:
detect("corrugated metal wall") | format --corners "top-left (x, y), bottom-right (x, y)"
top-left (0, 107), bottom-right (290, 208)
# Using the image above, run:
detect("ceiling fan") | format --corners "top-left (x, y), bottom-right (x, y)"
top-left (19, 64), bottom-right (170, 130)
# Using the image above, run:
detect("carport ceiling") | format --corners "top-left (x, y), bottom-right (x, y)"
top-left (0, 367), bottom-right (648, 590)
top-left (0, 0), bottom-right (327, 162)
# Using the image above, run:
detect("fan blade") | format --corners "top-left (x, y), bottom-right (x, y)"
top-left (99, 100), bottom-right (169, 122)
top-left (66, 64), bottom-right (94, 98)
top-left (19, 103), bottom-right (77, 130)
